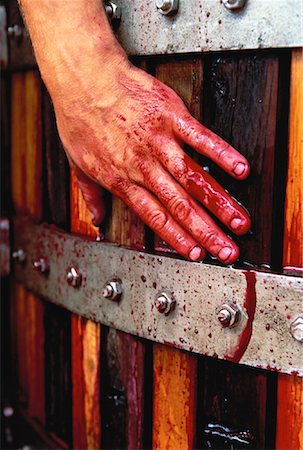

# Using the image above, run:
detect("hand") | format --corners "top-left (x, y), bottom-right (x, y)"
top-left (54, 62), bottom-right (250, 264)
top-left (20, 0), bottom-right (250, 264)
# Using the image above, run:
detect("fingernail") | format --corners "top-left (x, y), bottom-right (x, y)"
top-left (233, 162), bottom-right (246, 176)
top-left (189, 246), bottom-right (203, 261)
top-left (218, 247), bottom-right (232, 261)
top-left (230, 217), bottom-right (243, 230)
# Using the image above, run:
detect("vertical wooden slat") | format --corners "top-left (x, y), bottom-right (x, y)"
top-left (42, 88), bottom-right (72, 446)
top-left (152, 57), bottom-right (203, 450)
top-left (276, 48), bottom-right (303, 450)
top-left (196, 52), bottom-right (282, 449)
top-left (11, 71), bottom-right (45, 426)
top-left (70, 170), bottom-right (101, 450)
top-left (102, 196), bottom-right (146, 448)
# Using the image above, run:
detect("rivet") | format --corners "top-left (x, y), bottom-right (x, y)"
top-left (156, 0), bottom-right (179, 16)
top-left (222, 0), bottom-right (247, 11)
top-left (33, 258), bottom-right (49, 274)
top-left (217, 303), bottom-right (240, 328)
top-left (66, 267), bottom-right (82, 288)
top-left (290, 316), bottom-right (303, 342)
top-left (102, 278), bottom-right (123, 302)
top-left (12, 249), bottom-right (26, 263)
top-left (154, 291), bottom-right (176, 315)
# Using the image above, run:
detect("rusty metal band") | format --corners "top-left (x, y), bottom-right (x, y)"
top-left (114, 0), bottom-right (303, 55)
top-left (12, 218), bottom-right (303, 376)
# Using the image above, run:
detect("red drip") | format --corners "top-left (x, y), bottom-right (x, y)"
top-left (225, 271), bottom-right (257, 362)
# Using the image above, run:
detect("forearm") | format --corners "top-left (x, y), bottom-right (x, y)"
top-left (18, 0), bottom-right (129, 98)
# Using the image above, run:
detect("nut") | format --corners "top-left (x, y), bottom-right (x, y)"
top-left (222, 0), bottom-right (247, 11)
top-left (105, 2), bottom-right (122, 21)
top-left (156, 0), bottom-right (179, 16)
top-left (12, 248), bottom-right (26, 263)
top-left (66, 267), bottom-right (82, 288)
top-left (290, 316), bottom-right (303, 342)
top-left (217, 303), bottom-right (240, 328)
top-left (102, 278), bottom-right (123, 301)
top-left (154, 291), bottom-right (176, 315)
top-left (33, 258), bottom-right (49, 274)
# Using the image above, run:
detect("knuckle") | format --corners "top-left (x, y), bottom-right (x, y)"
top-left (196, 229), bottom-right (218, 248)
top-left (169, 197), bottom-right (192, 222)
top-left (148, 210), bottom-right (168, 232)
top-left (112, 176), bottom-right (131, 194)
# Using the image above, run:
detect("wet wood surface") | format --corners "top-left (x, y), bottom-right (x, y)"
top-left (276, 48), bottom-right (303, 450)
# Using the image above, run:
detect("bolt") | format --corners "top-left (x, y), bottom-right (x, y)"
top-left (12, 249), bottom-right (26, 263)
top-left (156, 0), bottom-right (179, 16)
top-left (33, 258), bottom-right (49, 274)
top-left (102, 278), bottom-right (123, 301)
top-left (66, 267), bottom-right (82, 288)
top-left (7, 24), bottom-right (23, 40)
top-left (154, 291), bottom-right (176, 315)
top-left (222, 0), bottom-right (247, 11)
top-left (217, 303), bottom-right (240, 328)
top-left (290, 316), bottom-right (303, 342)
top-left (105, 2), bottom-right (122, 21)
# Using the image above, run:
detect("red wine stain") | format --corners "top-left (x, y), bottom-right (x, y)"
top-left (225, 271), bottom-right (257, 363)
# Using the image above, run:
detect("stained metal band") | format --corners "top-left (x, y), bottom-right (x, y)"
top-left (12, 218), bottom-right (303, 376)
top-left (114, 0), bottom-right (302, 55)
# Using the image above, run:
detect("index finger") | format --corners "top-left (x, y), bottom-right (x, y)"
top-left (174, 114), bottom-right (250, 180)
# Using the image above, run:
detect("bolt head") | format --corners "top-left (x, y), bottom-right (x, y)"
top-left (222, 0), bottom-right (247, 11)
top-left (156, 0), bottom-right (179, 15)
top-left (12, 249), bottom-right (26, 263)
top-left (102, 278), bottom-right (123, 301)
top-left (290, 316), bottom-right (303, 342)
top-left (33, 258), bottom-right (49, 274)
top-left (217, 303), bottom-right (240, 328)
top-left (66, 267), bottom-right (82, 288)
top-left (154, 291), bottom-right (176, 315)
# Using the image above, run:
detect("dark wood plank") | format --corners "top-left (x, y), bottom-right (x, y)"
top-left (197, 51), bottom-right (282, 450)
top-left (102, 195), bottom-right (146, 449)
top-left (41, 85), bottom-right (72, 447)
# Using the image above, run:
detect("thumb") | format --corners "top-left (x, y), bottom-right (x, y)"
top-left (69, 159), bottom-right (106, 226)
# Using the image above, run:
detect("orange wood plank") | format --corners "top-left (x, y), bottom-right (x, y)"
top-left (70, 169), bottom-right (101, 450)
top-left (153, 345), bottom-right (197, 450)
top-left (11, 71), bottom-right (45, 426)
top-left (276, 48), bottom-right (303, 450)
top-left (152, 58), bottom-right (202, 450)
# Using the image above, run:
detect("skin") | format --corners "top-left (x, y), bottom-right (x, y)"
top-left (19, 0), bottom-right (251, 264)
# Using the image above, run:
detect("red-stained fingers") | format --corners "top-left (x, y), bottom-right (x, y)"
top-left (141, 166), bottom-right (240, 264)
top-left (173, 115), bottom-right (250, 180)
top-left (153, 139), bottom-right (251, 235)
top-left (117, 183), bottom-right (205, 261)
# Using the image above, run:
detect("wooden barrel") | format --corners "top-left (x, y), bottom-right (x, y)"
top-left (1, 1), bottom-right (302, 449)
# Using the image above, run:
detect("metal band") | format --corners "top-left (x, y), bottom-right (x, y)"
top-left (114, 0), bottom-right (303, 55)
top-left (12, 218), bottom-right (303, 376)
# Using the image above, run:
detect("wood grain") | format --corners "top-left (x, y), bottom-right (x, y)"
top-left (202, 53), bottom-right (280, 265)
top-left (103, 195), bottom-right (146, 450)
top-left (10, 71), bottom-right (45, 426)
top-left (152, 57), bottom-right (202, 450)
top-left (276, 48), bottom-right (303, 450)
top-left (70, 169), bottom-right (101, 450)
top-left (42, 87), bottom-right (72, 446)
top-left (153, 345), bottom-right (197, 450)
